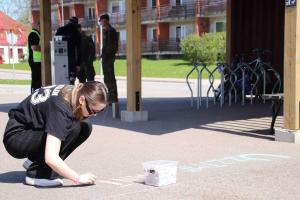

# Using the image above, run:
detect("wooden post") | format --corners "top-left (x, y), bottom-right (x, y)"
top-left (284, 4), bottom-right (300, 130)
top-left (39, 0), bottom-right (52, 86)
top-left (226, 0), bottom-right (232, 64)
top-left (126, 0), bottom-right (142, 112)
top-left (122, 0), bottom-right (148, 122)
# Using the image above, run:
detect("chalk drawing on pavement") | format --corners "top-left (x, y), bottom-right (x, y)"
top-left (97, 154), bottom-right (290, 187)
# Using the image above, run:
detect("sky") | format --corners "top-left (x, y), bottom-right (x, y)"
top-left (0, 0), bottom-right (30, 21)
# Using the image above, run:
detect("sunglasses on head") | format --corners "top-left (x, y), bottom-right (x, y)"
top-left (85, 98), bottom-right (104, 115)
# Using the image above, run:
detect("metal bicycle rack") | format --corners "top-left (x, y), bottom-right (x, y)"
top-left (228, 67), bottom-right (238, 107)
top-left (259, 62), bottom-right (282, 94)
top-left (199, 64), bottom-right (211, 109)
top-left (186, 63), bottom-right (199, 107)
top-left (187, 63), bottom-right (229, 109)
top-left (236, 62), bottom-right (260, 105)
top-left (208, 66), bottom-right (217, 107)
top-left (186, 63), bottom-right (212, 109)
top-left (185, 56), bottom-right (281, 109)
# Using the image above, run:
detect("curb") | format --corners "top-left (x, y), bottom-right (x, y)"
top-left (0, 69), bottom-right (198, 83)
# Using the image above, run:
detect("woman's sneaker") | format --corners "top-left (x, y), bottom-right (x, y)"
top-left (22, 159), bottom-right (33, 170)
top-left (25, 176), bottom-right (63, 187)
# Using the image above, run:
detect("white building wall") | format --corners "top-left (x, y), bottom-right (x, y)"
top-left (209, 16), bottom-right (226, 33)
top-left (147, 25), bottom-right (157, 41)
top-left (170, 23), bottom-right (195, 39)
top-left (108, 0), bottom-right (125, 13)
top-left (184, 24), bottom-right (195, 36)
top-left (170, 0), bottom-right (190, 6)
top-left (3, 46), bottom-right (9, 63)
top-left (119, 0), bottom-right (125, 12)
top-left (84, 2), bottom-right (95, 19)
top-left (119, 29), bottom-right (126, 41)
top-left (0, 45), bottom-right (26, 64)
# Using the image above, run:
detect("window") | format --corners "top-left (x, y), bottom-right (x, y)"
top-left (88, 7), bottom-right (95, 19)
top-left (112, 2), bottom-right (120, 13)
top-left (91, 34), bottom-right (96, 43)
top-left (18, 48), bottom-right (24, 60)
top-left (0, 48), bottom-right (4, 63)
top-left (9, 48), bottom-right (13, 59)
top-left (152, 0), bottom-right (156, 8)
top-left (51, 11), bottom-right (57, 24)
top-left (176, 0), bottom-right (181, 6)
top-left (176, 26), bottom-right (181, 42)
top-left (216, 22), bottom-right (226, 32)
top-left (120, 30), bottom-right (126, 42)
top-left (152, 28), bottom-right (157, 41)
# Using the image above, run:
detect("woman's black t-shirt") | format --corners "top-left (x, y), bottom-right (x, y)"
top-left (7, 85), bottom-right (75, 141)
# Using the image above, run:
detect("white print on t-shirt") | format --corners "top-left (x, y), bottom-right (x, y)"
top-left (30, 85), bottom-right (64, 105)
top-left (31, 88), bottom-right (51, 105)
top-left (52, 85), bottom-right (64, 96)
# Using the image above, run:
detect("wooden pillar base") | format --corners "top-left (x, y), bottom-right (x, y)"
top-left (121, 110), bottom-right (148, 122)
top-left (275, 128), bottom-right (300, 143)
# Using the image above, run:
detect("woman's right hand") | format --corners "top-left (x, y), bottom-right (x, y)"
top-left (76, 173), bottom-right (97, 185)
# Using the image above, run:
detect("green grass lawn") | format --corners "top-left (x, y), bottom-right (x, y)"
top-left (0, 62), bottom-right (30, 71)
top-left (0, 58), bottom-right (220, 80)
top-left (0, 79), bottom-right (30, 85)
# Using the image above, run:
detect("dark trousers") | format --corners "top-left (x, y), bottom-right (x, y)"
top-left (102, 55), bottom-right (118, 102)
top-left (3, 118), bottom-right (92, 179)
top-left (29, 62), bottom-right (42, 93)
top-left (77, 61), bottom-right (95, 83)
top-left (69, 65), bottom-right (76, 85)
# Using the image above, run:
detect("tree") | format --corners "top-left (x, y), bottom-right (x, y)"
top-left (0, 0), bottom-right (31, 25)
top-left (180, 34), bottom-right (202, 64)
top-left (180, 32), bottom-right (226, 65)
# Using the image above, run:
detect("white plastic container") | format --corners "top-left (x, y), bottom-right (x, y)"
top-left (142, 160), bottom-right (178, 187)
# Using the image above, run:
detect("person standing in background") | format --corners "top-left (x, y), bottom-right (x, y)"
top-left (77, 28), bottom-right (96, 83)
top-left (99, 14), bottom-right (119, 104)
top-left (27, 21), bottom-right (41, 93)
top-left (56, 16), bottom-right (82, 85)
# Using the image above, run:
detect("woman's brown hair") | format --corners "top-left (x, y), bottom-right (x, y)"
top-left (60, 81), bottom-right (108, 120)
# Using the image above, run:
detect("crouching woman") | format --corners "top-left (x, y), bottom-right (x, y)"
top-left (3, 81), bottom-right (107, 187)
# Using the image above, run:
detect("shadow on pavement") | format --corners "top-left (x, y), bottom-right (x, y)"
top-left (91, 97), bottom-right (275, 140)
top-left (0, 103), bottom-right (18, 113)
top-left (0, 171), bottom-right (25, 184)
top-left (0, 98), bottom-right (275, 140)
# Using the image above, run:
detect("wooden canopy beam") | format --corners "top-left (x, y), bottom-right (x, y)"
top-left (39, 0), bottom-right (52, 86)
top-left (275, 3), bottom-right (300, 142)
top-left (121, 0), bottom-right (148, 122)
top-left (226, 0), bottom-right (232, 64)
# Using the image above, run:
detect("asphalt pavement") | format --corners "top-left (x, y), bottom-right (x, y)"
top-left (0, 70), bottom-right (299, 200)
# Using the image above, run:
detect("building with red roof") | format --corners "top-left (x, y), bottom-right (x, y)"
top-left (0, 11), bottom-right (29, 64)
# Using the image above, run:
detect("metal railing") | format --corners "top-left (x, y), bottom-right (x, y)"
top-left (79, 18), bottom-right (97, 29)
top-left (141, 2), bottom-right (196, 22)
top-left (32, 0), bottom-right (94, 9)
top-left (142, 40), bottom-right (159, 53)
top-left (162, 3), bottom-right (196, 19)
top-left (31, 0), bottom-right (39, 9)
top-left (141, 7), bottom-right (157, 21)
top-left (109, 12), bottom-right (126, 25)
top-left (199, 0), bottom-right (226, 17)
top-left (158, 39), bottom-right (181, 52)
top-left (32, 0), bottom-right (226, 23)
top-left (117, 39), bottom-right (181, 55)
top-left (52, 18), bottom-right (96, 30)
